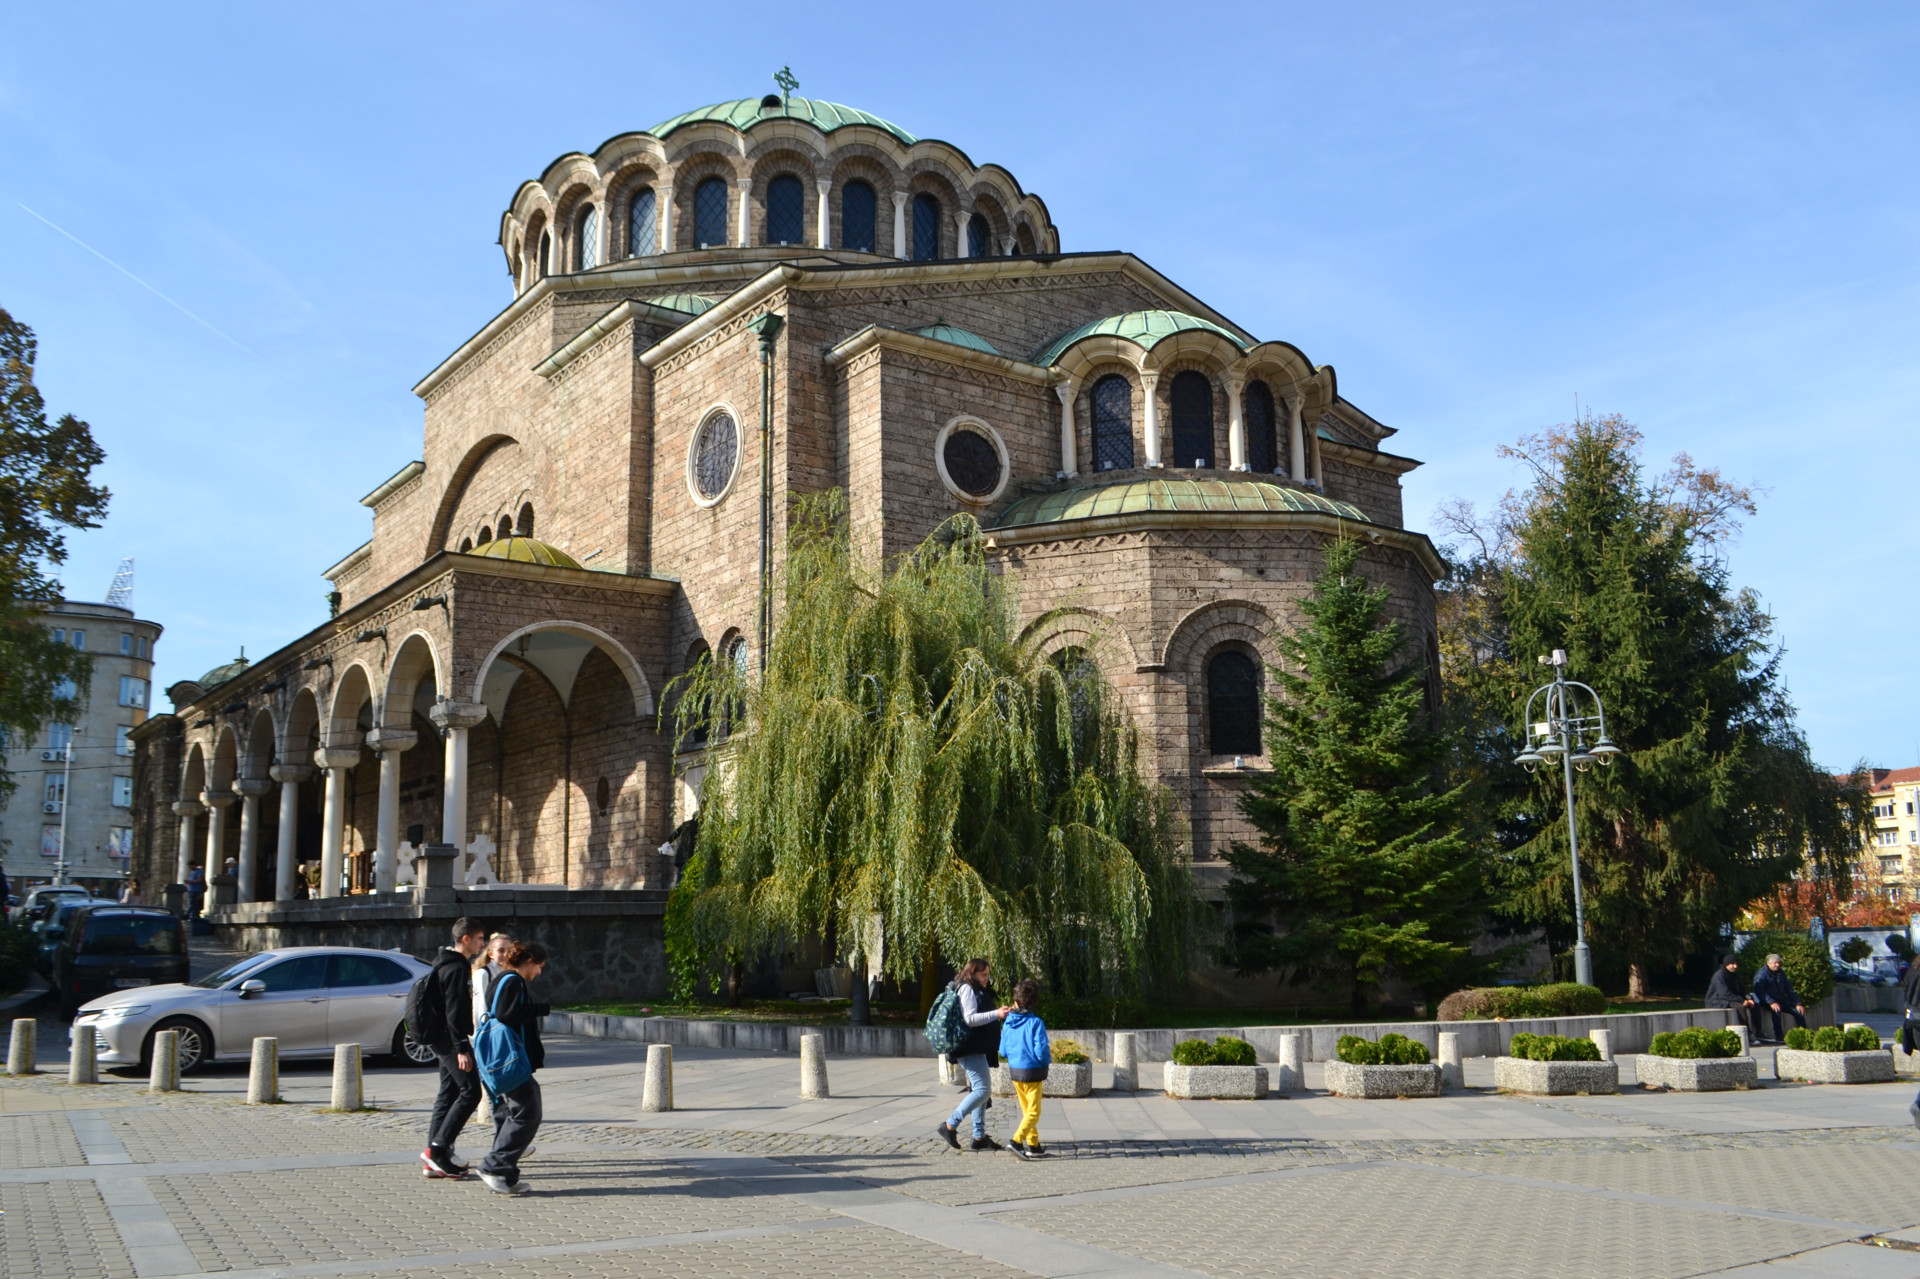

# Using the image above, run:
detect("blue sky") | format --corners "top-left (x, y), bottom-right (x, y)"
top-left (1, 4), bottom-right (1914, 769)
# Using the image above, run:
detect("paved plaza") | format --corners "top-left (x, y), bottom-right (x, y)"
top-left (7, 1017), bottom-right (1920, 1279)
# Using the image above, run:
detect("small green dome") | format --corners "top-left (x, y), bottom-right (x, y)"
top-left (912, 323), bottom-right (1001, 356)
top-left (197, 654), bottom-right (250, 688)
top-left (1033, 310), bottom-right (1247, 368)
top-left (647, 293), bottom-right (718, 316)
top-left (470, 537), bottom-right (583, 569)
top-left (992, 477), bottom-right (1366, 531)
top-left (648, 97), bottom-right (917, 147)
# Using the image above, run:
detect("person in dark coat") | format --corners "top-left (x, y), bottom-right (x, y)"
top-left (1749, 953), bottom-right (1807, 1043)
top-left (935, 958), bottom-right (1008, 1152)
top-left (422, 918), bottom-right (487, 1178)
top-left (478, 940), bottom-right (551, 1194)
top-left (1705, 955), bottom-right (1758, 1039)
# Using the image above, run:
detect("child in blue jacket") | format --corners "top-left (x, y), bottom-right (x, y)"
top-left (1001, 979), bottom-right (1050, 1159)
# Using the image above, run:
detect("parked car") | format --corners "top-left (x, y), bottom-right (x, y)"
top-left (49, 906), bottom-right (189, 1017)
top-left (10, 884), bottom-right (91, 926)
top-left (70, 946), bottom-right (437, 1074)
top-left (31, 899), bottom-right (94, 977)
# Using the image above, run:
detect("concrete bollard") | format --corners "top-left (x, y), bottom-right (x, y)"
top-left (68, 1024), bottom-right (98, 1085)
top-left (1438, 1032), bottom-right (1463, 1090)
top-left (1275, 1033), bottom-right (1303, 1094)
top-left (247, 1037), bottom-right (279, 1104)
top-left (641, 1043), bottom-right (673, 1112)
top-left (7, 1018), bottom-right (36, 1075)
top-left (800, 1033), bottom-right (829, 1099)
top-left (149, 1029), bottom-right (181, 1092)
top-left (938, 1055), bottom-right (962, 1086)
top-left (478, 1087), bottom-right (494, 1124)
top-left (1590, 1028), bottom-right (1613, 1061)
top-left (330, 1043), bottom-right (362, 1111)
top-left (1112, 1032), bottom-right (1138, 1092)
top-left (1730, 1025), bottom-right (1751, 1055)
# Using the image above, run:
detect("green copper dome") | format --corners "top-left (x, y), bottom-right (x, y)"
top-left (912, 323), bottom-right (1001, 356)
top-left (470, 537), bottom-right (583, 569)
top-left (992, 476), bottom-right (1366, 530)
top-left (647, 293), bottom-right (718, 316)
top-left (648, 97), bottom-right (918, 147)
top-left (1033, 310), bottom-right (1247, 368)
top-left (197, 654), bottom-right (250, 689)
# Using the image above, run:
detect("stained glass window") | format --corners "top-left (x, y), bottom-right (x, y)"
top-left (694, 177), bottom-right (729, 248)
top-left (1244, 380), bottom-right (1277, 473)
top-left (1207, 651), bottom-right (1261, 755)
top-left (840, 180), bottom-right (876, 251)
top-left (766, 175), bottom-right (804, 245)
top-left (1171, 371), bottom-right (1213, 468)
top-left (578, 206), bottom-right (598, 270)
top-left (912, 193), bottom-right (940, 260)
top-left (629, 188), bottom-right (656, 257)
top-left (1091, 375), bottom-right (1134, 472)
top-left (693, 412), bottom-right (739, 500)
top-left (942, 428), bottom-right (1001, 498)
top-left (967, 213), bottom-right (989, 258)
top-left (538, 230), bottom-right (551, 277)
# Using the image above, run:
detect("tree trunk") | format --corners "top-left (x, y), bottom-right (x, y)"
top-left (725, 959), bottom-right (744, 1006)
top-left (1627, 963), bottom-right (1650, 999)
top-left (919, 944), bottom-right (939, 1020)
top-left (1350, 964), bottom-right (1369, 1017)
top-left (849, 955), bottom-right (872, 1026)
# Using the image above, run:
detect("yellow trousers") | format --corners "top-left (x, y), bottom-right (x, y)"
top-left (1012, 1080), bottom-right (1043, 1146)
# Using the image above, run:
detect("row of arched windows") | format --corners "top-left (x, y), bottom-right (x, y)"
top-left (456, 504), bottom-right (535, 554)
top-left (1088, 373), bottom-right (1301, 474)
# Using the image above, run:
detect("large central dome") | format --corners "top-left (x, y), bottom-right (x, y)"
top-left (647, 96), bottom-right (918, 146)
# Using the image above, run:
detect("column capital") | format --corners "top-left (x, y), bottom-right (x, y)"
top-left (429, 701), bottom-right (488, 732)
top-left (171, 800), bottom-right (205, 818)
top-left (1139, 370), bottom-right (1159, 387)
top-left (365, 727), bottom-right (419, 753)
top-left (1053, 380), bottom-right (1075, 405)
top-left (269, 763), bottom-right (315, 784)
top-left (1280, 387), bottom-right (1306, 411)
top-left (892, 190), bottom-right (909, 208)
top-left (200, 789), bottom-right (237, 809)
top-left (231, 778), bottom-right (272, 799)
top-left (313, 746), bottom-right (361, 772)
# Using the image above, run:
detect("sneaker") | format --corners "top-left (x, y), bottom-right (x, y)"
top-left (478, 1172), bottom-right (530, 1195)
top-left (936, 1123), bottom-right (960, 1150)
top-left (971, 1135), bottom-right (1002, 1152)
top-left (1007, 1140), bottom-right (1026, 1157)
top-left (522, 1146), bottom-right (537, 1159)
top-left (1013, 1143), bottom-right (1037, 1161)
top-left (1027, 1143), bottom-right (1047, 1158)
top-left (421, 1151), bottom-right (468, 1179)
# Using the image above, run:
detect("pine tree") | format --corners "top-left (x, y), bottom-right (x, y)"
top-left (1221, 537), bottom-right (1499, 1014)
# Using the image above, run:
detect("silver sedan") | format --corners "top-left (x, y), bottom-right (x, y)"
top-left (72, 946), bottom-right (440, 1073)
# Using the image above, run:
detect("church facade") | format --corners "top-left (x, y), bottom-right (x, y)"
top-left (134, 92), bottom-right (1441, 912)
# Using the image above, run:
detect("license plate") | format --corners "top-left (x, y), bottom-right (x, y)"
top-left (113, 977), bottom-right (150, 988)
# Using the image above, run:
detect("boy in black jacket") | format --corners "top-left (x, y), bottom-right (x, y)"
top-left (423, 918), bottom-right (487, 1178)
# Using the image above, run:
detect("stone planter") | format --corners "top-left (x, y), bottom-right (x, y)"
top-left (1323, 1060), bottom-right (1442, 1099)
top-left (991, 1063), bottom-right (1093, 1098)
top-left (1635, 1054), bottom-right (1759, 1091)
top-left (1494, 1057), bottom-right (1618, 1096)
top-left (1773, 1047), bottom-right (1896, 1084)
top-left (1164, 1063), bottom-right (1269, 1099)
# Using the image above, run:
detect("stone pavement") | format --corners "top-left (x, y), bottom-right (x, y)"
top-left (6, 1030), bottom-right (1920, 1278)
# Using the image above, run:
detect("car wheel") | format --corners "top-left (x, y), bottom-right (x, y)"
top-left (149, 1016), bottom-right (213, 1074)
top-left (393, 1021), bottom-right (438, 1068)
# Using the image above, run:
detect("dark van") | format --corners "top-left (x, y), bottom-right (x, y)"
top-left (51, 906), bottom-right (188, 1017)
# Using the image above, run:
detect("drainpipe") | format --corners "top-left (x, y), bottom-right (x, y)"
top-left (748, 313), bottom-right (785, 677)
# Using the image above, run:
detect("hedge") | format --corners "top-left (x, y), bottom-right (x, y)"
top-left (1436, 983), bottom-right (1608, 1022)
top-left (1783, 1026), bottom-right (1879, 1053)
top-left (1052, 1038), bottom-right (1090, 1065)
top-left (1170, 1035), bottom-right (1256, 1067)
top-left (1734, 931), bottom-right (1834, 1005)
top-left (1506, 1032), bottom-right (1602, 1062)
top-left (1646, 1027), bottom-right (1743, 1059)
top-left (1336, 1032), bottom-right (1431, 1066)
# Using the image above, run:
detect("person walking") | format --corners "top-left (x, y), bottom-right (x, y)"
top-left (935, 958), bottom-right (1009, 1152)
top-left (421, 918), bottom-right (487, 1179)
top-left (1750, 953), bottom-right (1808, 1044)
top-left (118, 877), bottom-right (140, 905)
top-left (470, 933), bottom-right (513, 1030)
top-left (478, 940), bottom-right (551, 1195)
top-left (1000, 979), bottom-right (1050, 1160)
top-left (186, 865), bottom-right (205, 917)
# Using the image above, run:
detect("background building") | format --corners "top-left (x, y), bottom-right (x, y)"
top-left (1, 600), bottom-right (162, 892)
top-left (1864, 766), bottom-right (1920, 904)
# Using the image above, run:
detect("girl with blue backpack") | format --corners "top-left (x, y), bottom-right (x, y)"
top-left (933, 958), bottom-right (1009, 1151)
top-left (474, 940), bottom-right (551, 1194)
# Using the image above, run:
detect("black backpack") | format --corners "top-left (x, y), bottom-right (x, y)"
top-left (405, 964), bottom-right (447, 1051)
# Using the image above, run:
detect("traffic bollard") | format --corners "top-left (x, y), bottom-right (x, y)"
top-left (149, 1029), bottom-right (180, 1092)
top-left (1590, 1028), bottom-right (1613, 1061)
top-left (1438, 1032), bottom-right (1463, 1090)
top-left (800, 1034), bottom-right (829, 1099)
top-left (68, 1024), bottom-right (97, 1085)
top-left (1112, 1031), bottom-right (1138, 1092)
top-left (7, 1018), bottom-right (35, 1075)
top-left (641, 1043), bottom-right (673, 1112)
top-left (1275, 1033), bottom-right (1303, 1094)
top-left (247, 1037), bottom-right (279, 1103)
top-left (330, 1042), bottom-right (362, 1111)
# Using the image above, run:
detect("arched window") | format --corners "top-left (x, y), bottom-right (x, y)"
top-left (1207, 650), bottom-right (1262, 756)
top-left (475, 525), bottom-right (492, 546)
top-left (694, 177), bottom-right (729, 249)
top-left (766, 175), bottom-right (804, 245)
top-left (966, 213), bottom-right (989, 258)
top-left (682, 641), bottom-right (712, 747)
top-left (577, 205), bottom-right (598, 270)
top-left (628, 188), bottom-right (656, 257)
top-left (911, 192), bottom-right (940, 260)
top-left (840, 180), bottom-right (876, 252)
top-left (497, 516), bottom-right (513, 541)
top-left (1091, 375), bottom-right (1134, 472)
top-left (538, 230), bottom-right (551, 278)
top-left (516, 503), bottom-right (535, 536)
top-left (458, 537), bottom-right (473, 553)
top-left (1244, 380), bottom-right (1277, 474)
top-left (1171, 371), bottom-right (1214, 468)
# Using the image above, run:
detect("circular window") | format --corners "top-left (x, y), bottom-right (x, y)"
top-left (933, 418), bottom-right (1009, 504)
top-left (689, 410), bottom-right (740, 506)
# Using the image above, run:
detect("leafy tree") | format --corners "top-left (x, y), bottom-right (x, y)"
top-left (0, 308), bottom-right (108, 801)
top-left (1438, 417), bottom-right (1869, 996)
top-left (665, 494), bottom-right (1190, 1014)
top-left (1220, 536), bottom-right (1505, 1014)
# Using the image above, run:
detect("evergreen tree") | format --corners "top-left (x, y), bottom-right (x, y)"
top-left (1222, 536), bottom-right (1500, 1014)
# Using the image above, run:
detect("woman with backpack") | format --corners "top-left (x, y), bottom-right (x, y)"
top-left (477, 940), bottom-right (551, 1194)
top-left (935, 958), bottom-right (1009, 1151)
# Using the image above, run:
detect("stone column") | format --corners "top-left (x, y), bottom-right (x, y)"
top-left (170, 800), bottom-right (203, 885)
top-left (430, 702), bottom-right (489, 852)
top-left (595, 200), bottom-right (612, 269)
top-left (268, 764), bottom-right (312, 901)
top-left (816, 180), bottom-right (831, 248)
top-left (1225, 376), bottom-right (1247, 471)
top-left (658, 184), bottom-right (674, 252)
top-left (1140, 372), bottom-right (1162, 468)
top-left (231, 778), bottom-right (272, 902)
top-left (891, 191), bottom-right (908, 258)
top-left (736, 177), bottom-right (753, 247)
top-left (366, 728), bottom-right (417, 894)
top-left (200, 789), bottom-right (235, 898)
top-left (1002, 235), bottom-right (1016, 256)
top-left (1053, 381), bottom-right (1078, 478)
top-left (954, 210), bottom-right (971, 258)
top-left (312, 746), bottom-right (361, 899)
top-left (1284, 390), bottom-right (1306, 483)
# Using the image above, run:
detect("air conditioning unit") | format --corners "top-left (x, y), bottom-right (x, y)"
top-left (39, 749), bottom-right (64, 762)
top-left (42, 801), bottom-right (61, 814)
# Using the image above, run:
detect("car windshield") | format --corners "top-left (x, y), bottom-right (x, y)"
top-left (190, 954), bottom-right (277, 989)
top-left (80, 914), bottom-right (181, 957)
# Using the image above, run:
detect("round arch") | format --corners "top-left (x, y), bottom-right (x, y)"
top-left (1160, 598), bottom-right (1280, 673)
top-left (210, 728), bottom-right (239, 793)
top-left (471, 622), bottom-right (654, 721)
top-left (181, 741), bottom-right (207, 800)
top-left (242, 708), bottom-right (278, 781)
top-left (427, 433), bottom-right (519, 557)
top-left (327, 662), bottom-right (378, 747)
top-left (283, 688), bottom-right (321, 764)
top-left (382, 631), bottom-right (445, 729)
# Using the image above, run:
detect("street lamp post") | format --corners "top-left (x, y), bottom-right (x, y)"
top-left (1512, 650), bottom-right (1624, 988)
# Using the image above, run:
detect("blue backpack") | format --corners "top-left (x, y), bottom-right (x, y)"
top-left (925, 984), bottom-right (968, 1055)
top-left (472, 973), bottom-right (533, 1099)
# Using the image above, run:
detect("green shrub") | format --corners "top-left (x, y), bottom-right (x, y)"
top-left (1784, 1025), bottom-right (1879, 1053)
top-left (1646, 1027), bottom-right (1743, 1059)
top-left (1337, 1032), bottom-right (1431, 1065)
top-left (1846, 1025), bottom-right (1882, 1051)
top-left (1811, 1026), bottom-right (1846, 1052)
top-left (1734, 932), bottom-right (1834, 1005)
top-left (1052, 1038), bottom-right (1090, 1065)
top-left (1436, 983), bottom-right (1608, 1022)
top-left (1036, 992), bottom-right (1148, 1030)
top-left (1171, 1035), bottom-right (1256, 1067)
top-left (1507, 1032), bottom-right (1602, 1062)
top-left (1783, 1027), bottom-right (1812, 1051)
top-left (1171, 1038), bottom-right (1218, 1066)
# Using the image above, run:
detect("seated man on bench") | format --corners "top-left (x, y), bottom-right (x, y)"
top-left (1704, 954), bottom-right (1758, 1037)
top-left (1749, 953), bottom-right (1807, 1044)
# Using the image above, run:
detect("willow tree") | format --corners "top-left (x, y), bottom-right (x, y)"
top-left (665, 494), bottom-right (1189, 1013)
